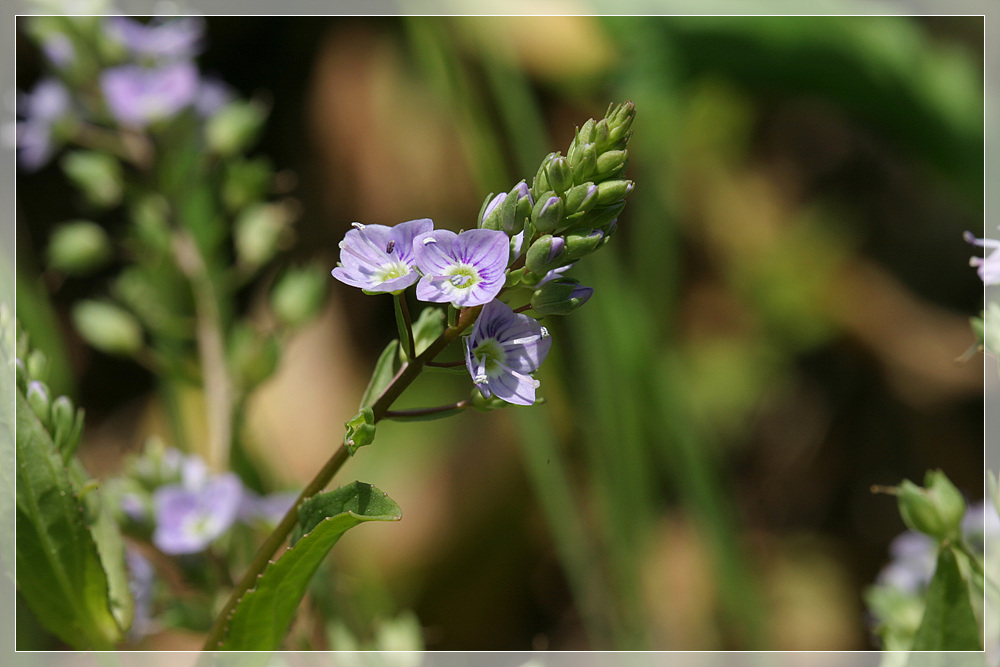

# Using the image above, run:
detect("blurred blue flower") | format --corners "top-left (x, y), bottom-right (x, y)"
top-left (152, 454), bottom-right (243, 555)
top-left (16, 78), bottom-right (71, 170)
top-left (100, 62), bottom-right (198, 127)
top-left (108, 16), bottom-right (205, 61)
top-left (238, 490), bottom-right (298, 526)
top-left (194, 78), bottom-right (232, 117)
top-left (41, 33), bottom-right (75, 68)
top-left (414, 229), bottom-right (510, 307)
top-left (465, 299), bottom-right (552, 405)
top-left (332, 219), bottom-right (432, 293)
top-left (125, 547), bottom-right (156, 640)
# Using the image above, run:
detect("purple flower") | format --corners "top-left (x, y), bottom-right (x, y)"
top-left (465, 299), bottom-right (552, 405)
top-left (194, 78), bottom-right (232, 117)
top-left (100, 62), bottom-right (199, 127)
top-left (965, 230), bottom-right (1000, 285)
top-left (876, 531), bottom-right (936, 593)
top-left (152, 467), bottom-right (243, 555)
top-left (108, 16), bottom-right (205, 61)
top-left (414, 229), bottom-right (510, 307)
top-left (16, 78), bottom-right (71, 170)
top-left (41, 33), bottom-right (75, 68)
top-left (332, 219), bottom-right (432, 293)
top-left (125, 547), bottom-right (156, 640)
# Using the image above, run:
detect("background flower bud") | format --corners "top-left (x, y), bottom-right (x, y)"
top-left (596, 149), bottom-right (628, 178)
top-left (897, 470), bottom-right (967, 542)
top-left (223, 157), bottom-right (274, 213)
top-left (271, 264), bottom-right (328, 328)
top-left (46, 220), bottom-right (112, 275)
top-left (27, 380), bottom-right (52, 427)
top-left (531, 278), bottom-right (593, 315)
top-left (71, 300), bottom-right (144, 356)
top-left (563, 230), bottom-right (604, 261)
top-left (234, 202), bottom-right (294, 269)
top-left (570, 143), bottom-right (597, 183)
top-left (26, 349), bottom-right (49, 384)
top-left (206, 99), bottom-right (267, 156)
top-left (545, 155), bottom-right (573, 195)
top-left (563, 183), bottom-right (598, 216)
top-left (595, 179), bottom-right (634, 206)
top-left (61, 151), bottom-right (123, 208)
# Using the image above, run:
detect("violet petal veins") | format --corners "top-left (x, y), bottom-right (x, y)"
top-left (331, 218), bottom-right (432, 293)
top-left (414, 228), bottom-right (509, 307)
top-left (464, 299), bottom-right (552, 406)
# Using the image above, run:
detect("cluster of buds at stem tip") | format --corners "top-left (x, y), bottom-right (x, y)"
top-left (15, 331), bottom-right (86, 460)
top-left (513, 101), bottom-right (634, 287)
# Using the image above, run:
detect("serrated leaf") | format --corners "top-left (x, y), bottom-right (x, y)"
top-left (359, 340), bottom-right (402, 410)
top-left (15, 389), bottom-right (121, 649)
top-left (910, 545), bottom-right (981, 651)
top-left (218, 482), bottom-right (401, 650)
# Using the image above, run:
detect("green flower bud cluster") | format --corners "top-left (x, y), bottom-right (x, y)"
top-left (14, 322), bottom-right (86, 460)
top-left (517, 101), bottom-right (635, 289)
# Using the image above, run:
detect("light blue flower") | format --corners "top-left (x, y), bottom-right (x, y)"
top-left (108, 16), bottom-right (205, 61)
top-left (465, 299), bottom-right (552, 405)
top-left (414, 228), bottom-right (509, 307)
top-left (16, 78), bottom-right (71, 170)
top-left (152, 454), bottom-right (243, 555)
top-left (100, 62), bottom-right (199, 127)
top-left (332, 219), bottom-right (432, 293)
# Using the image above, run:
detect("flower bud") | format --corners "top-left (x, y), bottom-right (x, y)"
top-left (479, 192), bottom-right (506, 230)
top-left (563, 183), bottom-right (598, 216)
top-left (223, 157), bottom-right (273, 213)
top-left (15, 358), bottom-right (28, 392)
top-left (531, 278), bottom-right (593, 315)
top-left (526, 235), bottom-right (568, 275)
top-left (531, 195), bottom-right (563, 234)
top-left (46, 221), bottom-right (112, 275)
top-left (344, 408), bottom-right (376, 455)
top-left (206, 99), bottom-right (267, 156)
top-left (51, 395), bottom-right (82, 456)
top-left (563, 230), bottom-right (604, 261)
top-left (595, 179), bottom-right (634, 206)
top-left (229, 323), bottom-right (280, 389)
top-left (531, 154), bottom-right (555, 199)
top-left (26, 349), bottom-right (49, 384)
top-left (606, 100), bottom-right (636, 147)
top-left (27, 380), bottom-right (51, 427)
top-left (234, 202), bottom-right (293, 269)
top-left (72, 300), bottom-right (143, 356)
top-left (545, 155), bottom-right (573, 195)
top-left (593, 119), bottom-right (610, 151)
top-left (61, 151), bottom-right (123, 209)
top-left (271, 265), bottom-right (327, 328)
top-left (571, 143), bottom-right (597, 183)
top-left (897, 470), bottom-right (967, 542)
top-left (596, 149), bottom-right (628, 179)
top-left (481, 181), bottom-right (532, 234)
top-left (577, 118), bottom-right (596, 144)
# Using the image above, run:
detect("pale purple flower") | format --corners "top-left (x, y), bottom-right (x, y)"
top-left (537, 263), bottom-right (574, 286)
top-left (465, 299), bottom-right (552, 406)
top-left (876, 531), bottom-right (936, 593)
top-left (100, 62), bottom-right (199, 127)
top-left (239, 491), bottom-right (298, 526)
top-left (41, 33), bottom-right (75, 68)
top-left (108, 16), bottom-right (205, 61)
top-left (152, 465), bottom-right (243, 555)
top-left (332, 219), bottom-right (432, 293)
top-left (125, 547), bottom-right (156, 640)
top-left (121, 492), bottom-right (148, 522)
top-left (414, 228), bottom-right (510, 307)
top-left (965, 230), bottom-right (1000, 285)
top-left (16, 78), bottom-right (71, 170)
top-left (194, 78), bottom-right (232, 117)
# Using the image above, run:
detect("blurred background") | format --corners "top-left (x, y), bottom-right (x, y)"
top-left (15, 14), bottom-right (985, 651)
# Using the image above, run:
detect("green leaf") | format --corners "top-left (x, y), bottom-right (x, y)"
top-left (218, 482), bottom-right (401, 650)
top-left (359, 340), bottom-right (401, 410)
top-left (411, 306), bottom-right (445, 356)
top-left (15, 389), bottom-right (122, 649)
top-left (343, 408), bottom-right (376, 455)
top-left (910, 545), bottom-right (981, 651)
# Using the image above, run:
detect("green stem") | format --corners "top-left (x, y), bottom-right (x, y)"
top-left (202, 305), bottom-right (482, 650)
top-left (394, 293), bottom-right (415, 360)
top-left (384, 399), bottom-right (470, 421)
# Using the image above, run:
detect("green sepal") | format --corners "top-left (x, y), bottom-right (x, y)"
top-left (344, 408), bottom-right (376, 455)
top-left (218, 482), bottom-right (401, 650)
top-left (359, 340), bottom-right (402, 410)
top-left (505, 268), bottom-right (526, 288)
top-left (910, 545), bottom-right (982, 651)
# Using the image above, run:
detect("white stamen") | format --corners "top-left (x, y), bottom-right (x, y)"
top-left (351, 222), bottom-right (365, 230)
top-left (539, 326), bottom-right (549, 339)
top-left (422, 237), bottom-right (437, 245)
top-left (474, 374), bottom-right (488, 385)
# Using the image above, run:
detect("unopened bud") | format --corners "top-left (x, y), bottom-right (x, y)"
top-left (577, 118), bottom-right (596, 144)
top-left (563, 183), bottom-right (598, 216)
top-left (531, 195), bottom-right (563, 234)
top-left (897, 470), bottom-right (967, 542)
top-left (61, 151), bottom-right (123, 208)
top-left (234, 202), bottom-right (293, 269)
top-left (479, 192), bottom-right (505, 230)
top-left (531, 278), bottom-right (593, 316)
top-left (206, 99), bottom-right (267, 156)
top-left (26, 349), bottom-right (49, 384)
top-left (563, 230), bottom-right (604, 261)
top-left (271, 265), bottom-right (327, 328)
top-left (481, 181), bottom-right (532, 234)
top-left (545, 155), bottom-right (573, 195)
top-left (47, 221), bottom-right (112, 275)
top-left (606, 101), bottom-right (636, 146)
top-left (344, 408), bottom-right (376, 455)
top-left (223, 157), bottom-right (273, 213)
top-left (526, 235), bottom-right (568, 275)
top-left (596, 149), bottom-right (628, 179)
top-left (72, 300), bottom-right (143, 356)
top-left (595, 179), bottom-right (634, 206)
top-left (571, 143), bottom-right (597, 183)
top-left (27, 380), bottom-right (51, 427)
